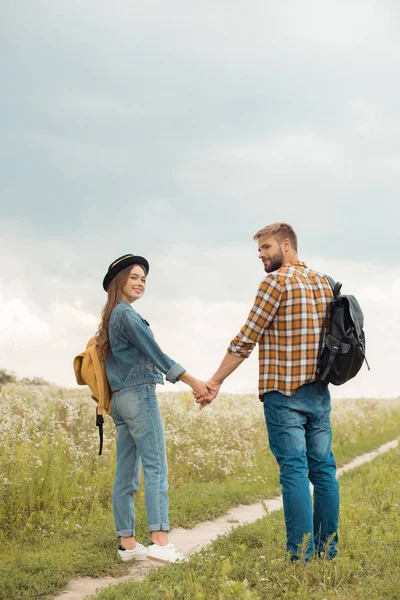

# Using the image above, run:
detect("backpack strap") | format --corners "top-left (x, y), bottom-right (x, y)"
top-left (317, 302), bottom-right (330, 370)
top-left (88, 343), bottom-right (106, 456)
top-left (317, 274), bottom-right (342, 378)
top-left (324, 274), bottom-right (342, 298)
top-left (319, 340), bottom-right (340, 382)
top-left (96, 410), bottom-right (104, 456)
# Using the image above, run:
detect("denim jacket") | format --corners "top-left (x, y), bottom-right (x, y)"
top-left (105, 300), bottom-right (185, 391)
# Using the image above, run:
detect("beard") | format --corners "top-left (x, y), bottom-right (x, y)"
top-left (264, 248), bottom-right (285, 273)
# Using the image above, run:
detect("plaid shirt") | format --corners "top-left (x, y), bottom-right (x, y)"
top-left (228, 261), bottom-right (333, 397)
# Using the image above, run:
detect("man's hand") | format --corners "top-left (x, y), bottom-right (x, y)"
top-left (194, 379), bottom-right (221, 410)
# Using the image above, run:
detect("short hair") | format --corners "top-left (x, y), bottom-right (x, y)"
top-left (253, 222), bottom-right (298, 252)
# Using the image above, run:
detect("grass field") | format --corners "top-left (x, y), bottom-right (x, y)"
top-left (0, 383), bottom-right (399, 600)
top-left (94, 447), bottom-right (400, 600)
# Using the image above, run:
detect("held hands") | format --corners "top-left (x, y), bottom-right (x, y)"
top-left (180, 372), bottom-right (221, 410)
top-left (179, 372), bottom-right (212, 402)
top-left (190, 378), bottom-right (210, 399)
top-left (194, 378), bottom-right (221, 410)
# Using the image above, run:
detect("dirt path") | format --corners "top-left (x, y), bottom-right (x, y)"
top-left (53, 438), bottom-right (398, 600)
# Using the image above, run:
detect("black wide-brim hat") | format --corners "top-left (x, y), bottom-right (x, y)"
top-left (103, 254), bottom-right (150, 291)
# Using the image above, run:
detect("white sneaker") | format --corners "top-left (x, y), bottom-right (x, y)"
top-left (117, 542), bottom-right (148, 561)
top-left (146, 543), bottom-right (188, 563)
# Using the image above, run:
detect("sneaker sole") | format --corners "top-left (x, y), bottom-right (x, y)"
top-left (146, 555), bottom-right (171, 563)
top-left (118, 553), bottom-right (148, 562)
top-left (146, 555), bottom-right (187, 564)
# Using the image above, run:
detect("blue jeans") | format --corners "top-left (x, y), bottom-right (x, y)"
top-left (263, 381), bottom-right (339, 561)
top-left (111, 384), bottom-right (169, 537)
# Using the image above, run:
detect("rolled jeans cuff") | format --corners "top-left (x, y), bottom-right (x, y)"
top-left (148, 522), bottom-right (170, 533)
top-left (116, 528), bottom-right (135, 537)
top-left (165, 363), bottom-right (186, 384)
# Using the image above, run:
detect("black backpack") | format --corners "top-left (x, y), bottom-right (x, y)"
top-left (318, 276), bottom-right (370, 385)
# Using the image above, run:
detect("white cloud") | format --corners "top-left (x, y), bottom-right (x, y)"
top-left (275, 1), bottom-right (392, 48)
top-left (0, 295), bottom-right (98, 385)
top-left (221, 129), bottom-right (339, 171)
top-left (352, 102), bottom-right (381, 135)
top-left (0, 296), bottom-right (50, 344)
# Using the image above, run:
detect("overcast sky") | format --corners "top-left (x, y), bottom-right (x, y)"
top-left (1, 1), bottom-right (399, 399)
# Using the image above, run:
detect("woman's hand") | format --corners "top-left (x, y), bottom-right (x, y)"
top-left (191, 378), bottom-right (210, 400)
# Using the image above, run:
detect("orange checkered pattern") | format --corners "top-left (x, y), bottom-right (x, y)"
top-left (228, 261), bottom-right (333, 397)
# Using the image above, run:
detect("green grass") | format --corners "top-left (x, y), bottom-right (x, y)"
top-left (94, 447), bottom-right (400, 600)
top-left (0, 384), bottom-right (399, 600)
top-left (0, 523), bottom-right (124, 600)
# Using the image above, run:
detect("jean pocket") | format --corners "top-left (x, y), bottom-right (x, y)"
top-left (116, 388), bottom-right (142, 421)
top-left (276, 409), bottom-right (304, 426)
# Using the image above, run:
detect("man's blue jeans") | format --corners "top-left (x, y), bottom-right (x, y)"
top-left (111, 384), bottom-right (169, 537)
top-left (263, 381), bottom-right (339, 561)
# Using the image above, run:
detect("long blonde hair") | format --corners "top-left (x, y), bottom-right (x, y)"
top-left (96, 263), bottom-right (147, 359)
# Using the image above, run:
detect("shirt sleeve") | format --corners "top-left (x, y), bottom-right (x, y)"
top-left (120, 309), bottom-right (186, 383)
top-left (228, 276), bottom-right (282, 358)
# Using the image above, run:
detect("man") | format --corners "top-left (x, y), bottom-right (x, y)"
top-left (196, 222), bottom-right (339, 562)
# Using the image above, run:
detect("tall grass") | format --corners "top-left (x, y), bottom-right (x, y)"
top-left (0, 384), bottom-right (400, 600)
top-left (0, 384), bottom-right (114, 540)
top-left (1, 384), bottom-right (400, 543)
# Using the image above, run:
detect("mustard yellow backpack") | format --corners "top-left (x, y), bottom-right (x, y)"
top-left (73, 336), bottom-right (112, 454)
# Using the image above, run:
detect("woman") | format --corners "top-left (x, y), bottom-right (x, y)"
top-left (97, 253), bottom-right (207, 563)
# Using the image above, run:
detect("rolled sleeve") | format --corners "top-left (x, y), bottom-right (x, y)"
top-left (165, 362), bottom-right (186, 384)
top-left (228, 277), bottom-right (282, 358)
top-left (121, 309), bottom-right (185, 379)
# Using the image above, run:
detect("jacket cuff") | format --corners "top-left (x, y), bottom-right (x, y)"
top-left (166, 363), bottom-right (186, 384)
